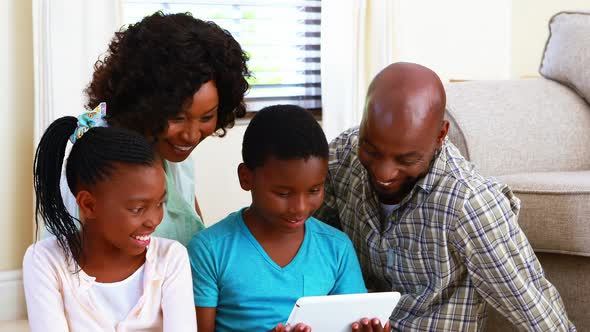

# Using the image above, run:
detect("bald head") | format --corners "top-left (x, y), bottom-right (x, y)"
top-left (362, 62), bottom-right (446, 139)
top-left (357, 63), bottom-right (449, 204)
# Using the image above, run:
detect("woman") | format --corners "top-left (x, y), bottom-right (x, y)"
top-left (62, 11), bottom-right (250, 246)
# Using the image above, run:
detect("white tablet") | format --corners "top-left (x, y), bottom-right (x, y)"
top-left (286, 292), bottom-right (400, 332)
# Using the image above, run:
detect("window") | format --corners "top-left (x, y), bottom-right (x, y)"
top-left (122, 0), bottom-right (322, 116)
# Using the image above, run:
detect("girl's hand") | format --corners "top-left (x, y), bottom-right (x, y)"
top-left (271, 322), bottom-right (312, 332)
top-left (351, 318), bottom-right (391, 332)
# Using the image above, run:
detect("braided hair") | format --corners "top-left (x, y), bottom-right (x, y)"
top-left (33, 116), bottom-right (156, 262)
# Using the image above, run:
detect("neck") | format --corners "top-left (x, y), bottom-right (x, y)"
top-left (78, 228), bottom-right (145, 281)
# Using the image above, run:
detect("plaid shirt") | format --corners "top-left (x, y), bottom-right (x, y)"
top-left (315, 128), bottom-right (575, 332)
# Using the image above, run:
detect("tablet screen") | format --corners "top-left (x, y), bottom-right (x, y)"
top-left (286, 292), bottom-right (400, 332)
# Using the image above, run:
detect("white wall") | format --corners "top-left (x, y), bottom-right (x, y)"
top-left (511, 0), bottom-right (590, 77)
top-left (391, 0), bottom-right (589, 81)
top-left (392, 0), bottom-right (512, 81)
top-left (193, 123), bottom-right (250, 225)
top-left (0, 0), bottom-right (34, 271)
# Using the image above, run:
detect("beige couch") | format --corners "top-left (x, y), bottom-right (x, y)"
top-left (445, 12), bottom-right (590, 331)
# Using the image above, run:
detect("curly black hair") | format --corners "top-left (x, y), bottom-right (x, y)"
top-left (85, 11), bottom-right (250, 137)
top-left (242, 105), bottom-right (328, 169)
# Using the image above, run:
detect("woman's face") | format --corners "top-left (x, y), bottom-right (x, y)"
top-left (155, 80), bottom-right (219, 162)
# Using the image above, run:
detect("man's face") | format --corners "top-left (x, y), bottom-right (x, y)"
top-left (358, 94), bottom-right (446, 204)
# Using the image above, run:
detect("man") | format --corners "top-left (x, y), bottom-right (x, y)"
top-left (316, 62), bottom-right (575, 331)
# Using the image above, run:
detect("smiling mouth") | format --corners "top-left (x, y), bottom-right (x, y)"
top-left (130, 233), bottom-right (152, 246)
top-left (172, 144), bottom-right (195, 151)
top-left (377, 180), bottom-right (394, 186)
top-left (375, 178), bottom-right (401, 187)
top-left (283, 216), bottom-right (307, 225)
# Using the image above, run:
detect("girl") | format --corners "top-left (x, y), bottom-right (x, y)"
top-left (24, 105), bottom-right (196, 331)
top-left (62, 11), bottom-right (251, 245)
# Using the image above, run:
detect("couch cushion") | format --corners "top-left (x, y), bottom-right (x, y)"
top-left (497, 171), bottom-right (590, 257)
top-left (540, 11), bottom-right (590, 104)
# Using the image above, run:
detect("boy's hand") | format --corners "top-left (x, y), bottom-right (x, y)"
top-left (351, 318), bottom-right (391, 332)
top-left (271, 322), bottom-right (312, 332)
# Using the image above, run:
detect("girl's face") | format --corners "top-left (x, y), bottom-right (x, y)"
top-left (80, 163), bottom-right (167, 257)
top-left (155, 80), bottom-right (220, 162)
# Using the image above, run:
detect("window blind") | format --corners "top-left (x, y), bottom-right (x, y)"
top-left (122, 0), bottom-right (322, 113)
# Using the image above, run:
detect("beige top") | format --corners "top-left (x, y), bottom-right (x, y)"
top-left (23, 237), bottom-right (196, 332)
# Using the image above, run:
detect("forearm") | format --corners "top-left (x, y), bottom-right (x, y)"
top-left (454, 216), bottom-right (574, 330)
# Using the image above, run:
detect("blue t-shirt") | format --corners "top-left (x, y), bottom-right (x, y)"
top-left (188, 208), bottom-right (367, 332)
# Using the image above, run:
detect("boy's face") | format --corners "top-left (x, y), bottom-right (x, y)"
top-left (238, 156), bottom-right (328, 233)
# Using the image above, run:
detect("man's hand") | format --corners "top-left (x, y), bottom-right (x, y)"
top-left (351, 318), bottom-right (391, 332)
top-left (271, 322), bottom-right (312, 332)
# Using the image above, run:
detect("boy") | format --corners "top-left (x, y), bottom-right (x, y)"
top-left (188, 105), bottom-right (388, 332)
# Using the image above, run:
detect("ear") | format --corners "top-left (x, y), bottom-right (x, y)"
top-left (237, 163), bottom-right (253, 191)
top-left (76, 190), bottom-right (97, 220)
top-left (436, 120), bottom-right (450, 148)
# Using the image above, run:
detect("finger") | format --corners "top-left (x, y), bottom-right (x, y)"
top-left (360, 317), bottom-right (372, 332)
top-left (294, 323), bottom-right (310, 332)
top-left (351, 322), bottom-right (360, 332)
top-left (370, 318), bottom-right (383, 332)
top-left (384, 321), bottom-right (391, 332)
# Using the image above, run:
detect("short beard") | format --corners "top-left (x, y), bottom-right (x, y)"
top-left (372, 167), bottom-right (430, 205)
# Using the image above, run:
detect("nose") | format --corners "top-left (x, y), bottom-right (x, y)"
top-left (372, 160), bottom-right (399, 183)
top-left (287, 194), bottom-right (307, 216)
top-left (180, 122), bottom-right (202, 145)
top-left (143, 206), bottom-right (163, 230)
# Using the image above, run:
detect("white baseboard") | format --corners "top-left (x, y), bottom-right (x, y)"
top-left (0, 270), bottom-right (27, 320)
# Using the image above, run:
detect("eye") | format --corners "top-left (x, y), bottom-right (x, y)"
top-left (309, 187), bottom-right (322, 194)
top-left (200, 114), bottom-right (215, 123)
top-left (399, 159), bottom-right (421, 166)
top-left (275, 192), bottom-right (290, 198)
top-left (363, 148), bottom-right (380, 159)
top-left (129, 207), bottom-right (144, 214)
top-left (169, 115), bottom-right (186, 123)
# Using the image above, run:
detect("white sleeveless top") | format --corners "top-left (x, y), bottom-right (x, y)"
top-left (90, 265), bottom-right (145, 327)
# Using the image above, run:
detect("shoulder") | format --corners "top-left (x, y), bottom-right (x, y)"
top-left (326, 128), bottom-right (365, 188)
top-left (328, 127), bottom-right (360, 167)
top-left (306, 217), bottom-right (354, 248)
top-left (164, 155), bottom-right (196, 201)
top-left (24, 237), bottom-right (63, 264)
top-left (23, 237), bottom-right (69, 277)
top-left (164, 154), bottom-right (195, 178)
top-left (433, 142), bottom-right (520, 228)
top-left (187, 210), bottom-right (243, 250)
top-left (149, 237), bottom-right (188, 262)
top-left (435, 140), bottom-right (514, 201)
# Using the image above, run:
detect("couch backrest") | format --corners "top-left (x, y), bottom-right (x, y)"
top-left (445, 78), bottom-right (590, 176)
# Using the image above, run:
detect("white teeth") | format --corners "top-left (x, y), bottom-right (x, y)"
top-left (174, 145), bottom-right (193, 151)
top-left (132, 235), bottom-right (151, 242)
